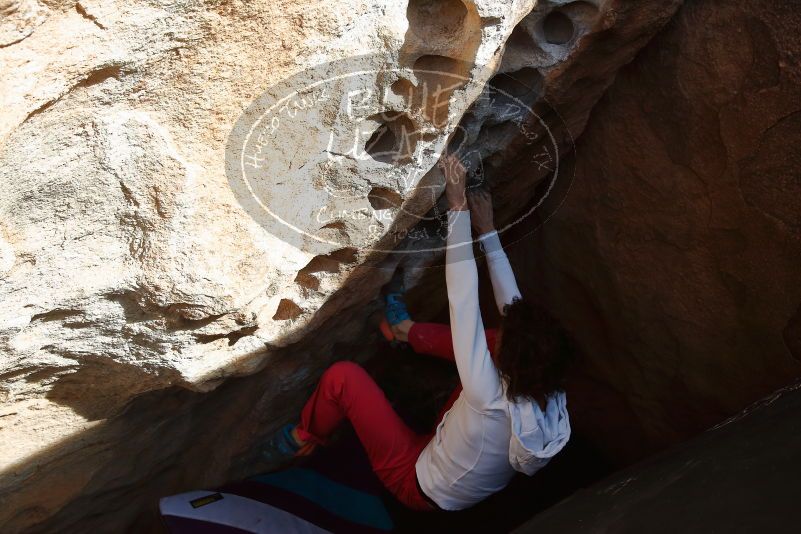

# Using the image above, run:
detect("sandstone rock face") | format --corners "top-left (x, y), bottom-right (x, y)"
top-left (0, 0), bottom-right (682, 531)
top-left (514, 0), bottom-right (801, 453)
top-left (0, 0), bottom-right (521, 483)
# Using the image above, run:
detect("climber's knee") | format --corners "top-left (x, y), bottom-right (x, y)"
top-left (322, 360), bottom-right (366, 387)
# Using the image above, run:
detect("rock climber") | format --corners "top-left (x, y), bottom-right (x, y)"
top-left (258, 153), bottom-right (573, 511)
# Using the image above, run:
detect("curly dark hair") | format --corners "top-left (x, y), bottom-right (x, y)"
top-left (495, 297), bottom-right (574, 405)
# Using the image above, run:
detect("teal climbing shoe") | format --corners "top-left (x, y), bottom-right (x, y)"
top-left (256, 423), bottom-right (314, 467)
top-left (384, 292), bottom-right (410, 326)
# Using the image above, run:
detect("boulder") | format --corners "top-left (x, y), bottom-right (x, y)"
top-left (514, 0), bottom-right (801, 455)
top-left (515, 381), bottom-right (801, 533)
top-left (0, 0), bottom-right (682, 531)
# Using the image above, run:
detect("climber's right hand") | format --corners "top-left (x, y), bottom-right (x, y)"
top-left (467, 188), bottom-right (494, 235)
top-left (439, 153), bottom-right (468, 212)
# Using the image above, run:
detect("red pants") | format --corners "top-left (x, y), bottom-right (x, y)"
top-left (295, 323), bottom-right (498, 511)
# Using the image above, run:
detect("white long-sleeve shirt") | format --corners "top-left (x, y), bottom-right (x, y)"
top-left (477, 228), bottom-right (523, 316)
top-left (415, 210), bottom-right (570, 511)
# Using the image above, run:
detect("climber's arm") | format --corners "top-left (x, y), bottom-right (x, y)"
top-left (468, 190), bottom-right (522, 314)
top-left (440, 155), bottom-right (502, 408)
top-left (479, 232), bottom-right (522, 313)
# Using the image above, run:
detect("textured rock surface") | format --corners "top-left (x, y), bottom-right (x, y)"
top-left (0, 0), bottom-right (525, 479)
top-left (1, 0), bottom-right (509, 395)
top-left (515, 381), bottom-right (801, 534)
top-left (0, 0), bottom-right (683, 531)
top-left (512, 0), bottom-right (801, 453)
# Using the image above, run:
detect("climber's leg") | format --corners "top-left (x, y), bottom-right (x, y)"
top-left (408, 322), bottom-right (498, 362)
top-left (295, 361), bottom-right (434, 510)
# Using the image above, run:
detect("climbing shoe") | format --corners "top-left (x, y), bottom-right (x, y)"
top-left (384, 292), bottom-right (411, 326)
top-left (379, 317), bottom-right (396, 342)
top-left (380, 269), bottom-right (411, 348)
top-left (257, 423), bottom-right (316, 468)
top-left (383, 269), bottom-right (410, 326)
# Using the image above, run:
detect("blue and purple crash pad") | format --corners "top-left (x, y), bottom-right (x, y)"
top-left (159, 436), bottom-right (394, 534)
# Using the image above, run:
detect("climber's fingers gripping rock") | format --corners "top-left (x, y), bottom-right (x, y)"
top-left (467, 188), bottom-right (494, 236)
top-left (439, 153), bottom-right (468, 211)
